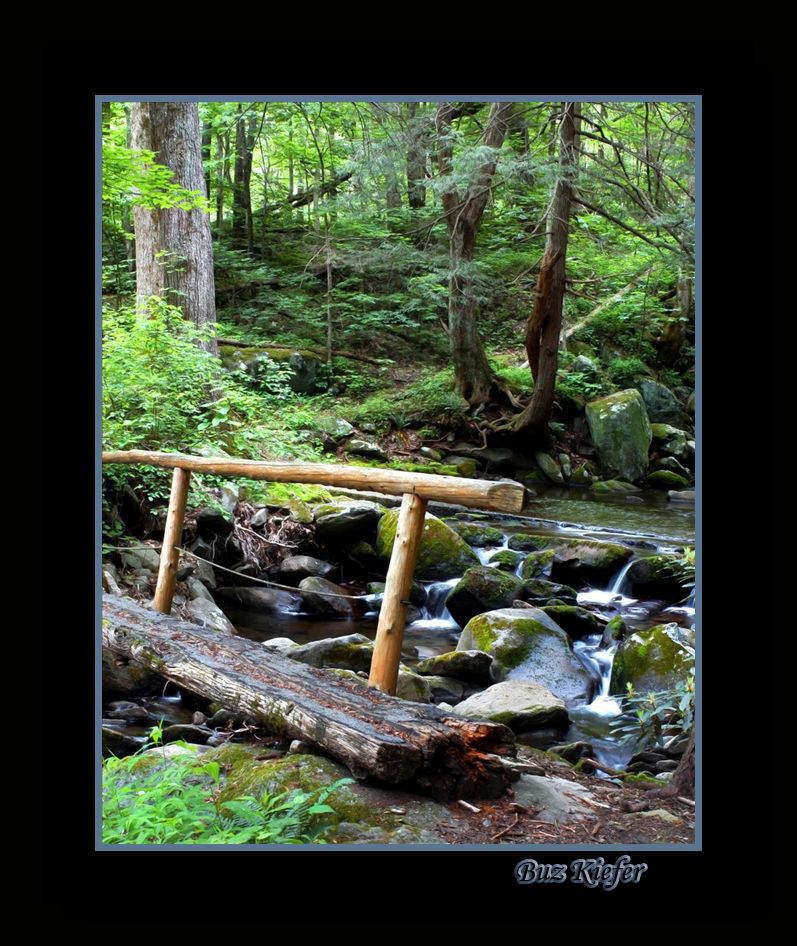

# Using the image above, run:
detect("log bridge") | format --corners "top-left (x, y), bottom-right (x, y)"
top-left (101, 450), bottom-right (526, 799)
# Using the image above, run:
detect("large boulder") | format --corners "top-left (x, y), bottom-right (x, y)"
top-left (585, 389), bottom-right (652, 482)
top-left (634, 379), bottom-right (683, 426)
top-left (452, 681), bottom-right (569, 732)
top-left (248, 349), bottom-right (321, 394)
top-left (376, 510), bottom-right (479, 580)
top-left (457, 608), bottom-right (599, 705)
top-left (445, 566), bottom-right (523, 628)
top-left (610, 624), bottom-right (694, 694)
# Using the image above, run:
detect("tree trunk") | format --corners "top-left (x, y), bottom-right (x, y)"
top-left (436, 101), bottom-right (513, 407)
top-left (102, 594), bottom-right (515, 800)
top-left (130, 102), bottom-right (218, 356)
top-left (513, 102), bottom-right (580, 437)
top-left (406, 102), bottom-right (426, 211)
top-left (232, 106), bottom-right (255, 250)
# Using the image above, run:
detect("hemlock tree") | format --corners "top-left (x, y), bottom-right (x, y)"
top-left (435, 102), bottom-right (513, 407)
top-left (130, 102), bottom-right (218, 356)
top-left (513, 101), bottom-right (580, 438)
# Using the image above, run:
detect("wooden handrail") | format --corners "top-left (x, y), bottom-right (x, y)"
top-left (102, 449), bottom-right (527, 695)
top-left (101, 450), bottom-right (525, 514)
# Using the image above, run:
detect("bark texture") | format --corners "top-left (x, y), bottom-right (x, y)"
top-left (130, 102), bottom-right (218, 355)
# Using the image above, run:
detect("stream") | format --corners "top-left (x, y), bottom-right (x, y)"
top-left (103, 487), bottom-right (695, 770)
top-left (221, 486), bottom-right (696, 772)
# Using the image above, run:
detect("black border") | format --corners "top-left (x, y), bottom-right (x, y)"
top-left (42, 41), bottom-right (765, 930)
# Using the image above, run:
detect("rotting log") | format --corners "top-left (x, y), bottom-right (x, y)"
top-left (369, 493), bottom-right (428, 695)
top-left (102, 595), bottom-right (515, 801)
top-left (101, 450), bottom-right (526, 514)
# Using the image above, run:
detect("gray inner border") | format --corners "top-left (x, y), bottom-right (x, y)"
top-left (96, 93), bottom-right (701, 853)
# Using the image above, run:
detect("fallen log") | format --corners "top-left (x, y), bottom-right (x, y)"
top-left (102, 595), bottom-right (515, 801)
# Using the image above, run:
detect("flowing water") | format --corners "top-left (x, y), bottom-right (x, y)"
top-left (105, 486), bottom-right (695, 771)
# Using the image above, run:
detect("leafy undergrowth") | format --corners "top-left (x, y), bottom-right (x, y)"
top-left (102, 727), bottom-right (353, 845)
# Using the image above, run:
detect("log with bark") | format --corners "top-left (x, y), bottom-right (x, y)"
top-left (101, 450), bottom-right (526, 513)
top-left (101, 595), bottom-right (516, 801)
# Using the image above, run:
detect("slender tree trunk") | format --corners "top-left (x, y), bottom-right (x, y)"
top-left (123, 105), bottom-right (135, 272)
top-left (215, 132), bottom-right (224, 238)
top-left (201, 120), bottom-right (212, 212)
top-left (130, 102), bottom-right (218, 356)
top-left (513, 102), bottom-right (580, 437)
top-left (406, 102), bottom-right (426, 211)
top-left (435, 101), bottom-right (513, 407)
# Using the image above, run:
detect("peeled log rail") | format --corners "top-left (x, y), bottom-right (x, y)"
top-left (101, 450), bottom-right (526, 514)
top-left (102, 595), bottom-right (515, 801)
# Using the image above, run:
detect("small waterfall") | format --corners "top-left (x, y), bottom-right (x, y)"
top-left (423, 578), bottom-right (459, 620)
top-left (608, 559), bottom-right (635, 595)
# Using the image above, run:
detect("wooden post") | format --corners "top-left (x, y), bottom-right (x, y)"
top-left (152, 467), bottom-right (191, 614)
top-left (368, 491), bottom-right (428, 695)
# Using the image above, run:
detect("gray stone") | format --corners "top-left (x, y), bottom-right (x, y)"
top-left (347, 439), bottom-right (388, 462)
top-left (457, 608), bottom-right (599, 705)
top-left (289, 633), bottom-right (374, 672)
top-left (452, 680), bottom-right (569, 732)
top-left (634, 379), bottom-right (683, 425)
top-left (313, 416), bottom-right (355, 440)
top-left (511, 774), bottom-right (597, 823)
top-left (276, 555), bottom-right (340, 586)
top-left (298, 576), bottom-right (364, 619)
top-left (534, 451), bottom-right (564, 484)
top-left (187, 577), bottom-right (214, 602)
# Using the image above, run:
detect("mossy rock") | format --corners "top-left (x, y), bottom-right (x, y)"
top-left (376, 510), bottom-right (479, 580)
top-left (610, 624), bottom-right (693, 694)
top-left (625, 555), bottom-right (692, 601)
top-left (488, 549), bottom-right (524, 571)
top-left (585, 389), bottom-right (652, 482)
top-left (601, 615), bottom-right (627, 647)
top-left (413, 649), bottom-right (494, 684)
top-left (314, 500), bottom-right (387, 542)
top-left (507, 533), bottom-right (552, 552)
top-left (644, 470), bottom-right (692, 490)
top-left (519, 549), bottom-right (557, 580)
top-left (534, 452), bottom-right (564, 485)
top-left (443, 520), bottom-right (505, 548)
top-left (445, 566), bottom-right (523, 628)
top-left (569, 465), bottom-right (596, 487)
top-left (445, 456), bottom-right (478, 477)
top-left (457, 608), bottom-right (599, 704)
top-left (650, 424), bottom-right (690, 462)
top-left (522, 578), bottom-right (579, 601)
